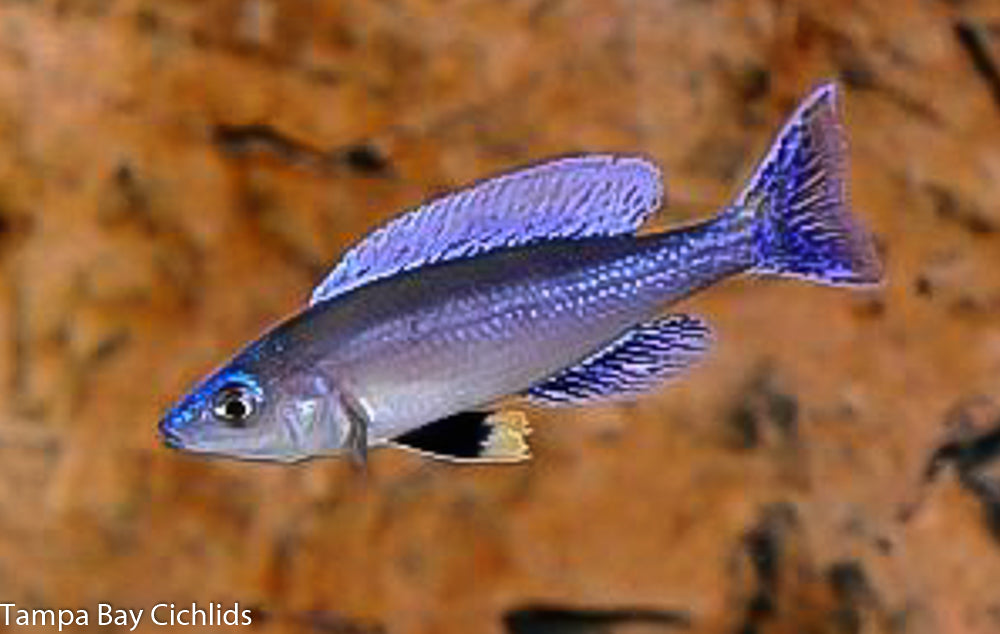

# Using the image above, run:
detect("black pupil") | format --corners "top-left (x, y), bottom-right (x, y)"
top-left (217, 387), bottom-right (253, 426)
top-left (224, 397), bottom-right (248, 420)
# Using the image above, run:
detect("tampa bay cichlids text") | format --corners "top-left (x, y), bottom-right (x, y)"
top-left (0, 602), bottom-right (252, 630)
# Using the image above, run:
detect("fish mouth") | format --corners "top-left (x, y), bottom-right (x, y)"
top-left (158, 420), bottom-right (184, 449)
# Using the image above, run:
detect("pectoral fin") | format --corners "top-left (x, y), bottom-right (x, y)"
top-left (390, 410), bottom-right (532, 463)
top-left (339, 391), bottom-right (370, 466)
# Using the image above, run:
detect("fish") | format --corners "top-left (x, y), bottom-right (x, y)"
top-left (158, 83), bottom-right (882, 464)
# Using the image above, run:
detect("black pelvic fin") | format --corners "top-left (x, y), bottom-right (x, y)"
top-left (391, 410), bottom-right (532, 463)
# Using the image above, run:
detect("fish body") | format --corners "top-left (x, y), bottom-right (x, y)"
top-left (255, 223), bottom-right (747, 439)
top-left (160, 84), bottom-right (882, 463)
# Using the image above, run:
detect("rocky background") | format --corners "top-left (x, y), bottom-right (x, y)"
top-left (0, 0), bottom-right (998, 632)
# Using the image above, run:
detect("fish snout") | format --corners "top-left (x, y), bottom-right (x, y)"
top-left (158, 417), bottom-right (185, 449)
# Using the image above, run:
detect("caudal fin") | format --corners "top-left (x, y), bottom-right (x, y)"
top-left (736, 83), bottom-right (882, 286)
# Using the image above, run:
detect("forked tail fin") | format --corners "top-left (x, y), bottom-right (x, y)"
top-left (736, 83), bottom-right (882, 286)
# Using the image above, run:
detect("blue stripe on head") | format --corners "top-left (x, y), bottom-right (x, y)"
top-left (159, 367), bottom-right (263, 441)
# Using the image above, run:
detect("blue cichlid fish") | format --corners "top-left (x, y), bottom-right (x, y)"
top-left (159, 84), bottom-right (882, 464)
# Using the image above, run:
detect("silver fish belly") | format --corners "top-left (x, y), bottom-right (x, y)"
top-left (159, 83), bottom-right (882, 463)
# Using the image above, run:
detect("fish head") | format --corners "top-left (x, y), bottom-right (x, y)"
top-left (159, 361), bottom-right (347, 462)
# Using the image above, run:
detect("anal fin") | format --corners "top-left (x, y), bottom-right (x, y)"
top-left (527, 314), bottom-right (712, 405)
top-left (390, 410), bottom-right (532, 463)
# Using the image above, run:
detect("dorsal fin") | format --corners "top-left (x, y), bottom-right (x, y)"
top-left (310, 155), bottom-right (663, 305)
top-left (527, 315), bottom-right (712, 405)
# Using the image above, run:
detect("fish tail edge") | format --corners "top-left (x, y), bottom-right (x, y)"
top-left (733, 82), bottom-right (883, 287)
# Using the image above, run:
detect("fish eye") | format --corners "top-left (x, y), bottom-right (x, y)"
top-left (212, 384), bottom-right (258, 427)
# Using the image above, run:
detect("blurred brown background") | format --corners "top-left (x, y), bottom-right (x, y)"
top-left (0, 0), bottom-right (999, 632)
